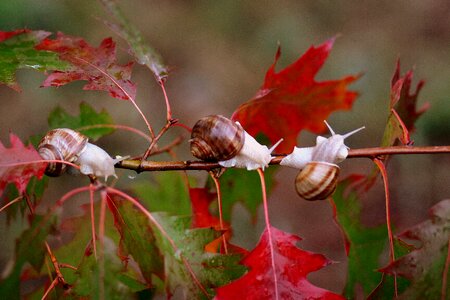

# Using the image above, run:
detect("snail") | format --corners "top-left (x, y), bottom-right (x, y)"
top-left (190, 115), bottom-right (282, 170)
top-left (38, 128), bottom-right (124, 180)
top-left (280, 121), bottom-right (365, 200)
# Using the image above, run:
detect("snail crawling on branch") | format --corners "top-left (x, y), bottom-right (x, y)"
top-left (190, 115), bottom-right (282, 170)
top-left (281, 121), bottom-right (365, 200)
top-left (38, 128), bottom-right (125, 180)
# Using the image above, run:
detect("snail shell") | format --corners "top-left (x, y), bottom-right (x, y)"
top-left (38, 128), bottom-right (88, 176)
top-left (190, 115), bottom-right (245, 161)
top-left (295, 162), bottom-right (339, 200)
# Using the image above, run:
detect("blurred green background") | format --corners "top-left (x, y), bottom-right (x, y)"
top-left (1, 0), bottom-right (449, 292)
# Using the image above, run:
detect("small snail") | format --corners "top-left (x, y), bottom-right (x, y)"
top-left (281, 121), bottom-right (364, 200)
top-left (190, 115), bottom-right (282, 170)
top-left (38, 128), bottom-right (124, 180)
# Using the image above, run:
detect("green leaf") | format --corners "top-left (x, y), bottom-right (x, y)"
top-left (333, 176), bottom-right (395, 298)
top-left (0, 214), bottom-right (56, 300)
top-left (215, 165), bottom-right (277, 221)
top-left (99, 0), bottom-right (168, 81)
top-left (151, 213), bottom-right (246, 298)
top-left (48, 102), bottom-right (115, 141)
top-left (107, 196), bottom-right (164, 284)
top-left (133, 172), bottom-right (191, 215)
top-left (0, 30), bottom-right (69, 90)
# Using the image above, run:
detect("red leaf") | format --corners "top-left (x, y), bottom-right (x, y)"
top-left (190, 187), bottom-right (221, 229)
top-left (215, 226), bottom-right (344, 300)
top-left (0, 133), bottom-right (46, 195)
top-left (36, 33), bottom-right (136, 100)
top-left (386, 60), bottom-right (429, 145)
top-left (189, 188), bottom-right (247, 255)
top-left (232, 39), bottom-right (359, 153)
top-left (0, 29), bottom-right (29, 42)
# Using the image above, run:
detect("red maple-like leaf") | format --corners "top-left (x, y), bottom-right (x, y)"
top-left (0, 133), bottom-right (46, 195)
top-left (232, 38), bottom-right (359, 153)
top-left (0, 29), bottom-right (29, 42)
top-left (36, 32), bottom-right (136, 100)
top-left (385, 60), bottom-right (429, 145)
top-left (215, 226), bottom-right (344, 300)
top-left (190, 187), bottom-right (247, 254)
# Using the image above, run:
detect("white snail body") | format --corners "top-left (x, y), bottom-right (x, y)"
top-left (38, 128), bottom-right (123, 181)
top-left (190, 115), bottom-right (282, 170)
top-left (281, 121), bottom-right (364, 200)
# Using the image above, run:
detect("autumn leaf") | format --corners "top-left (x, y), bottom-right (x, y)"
top-left (380, 199), bottom-right (450, 299)
top-left (0, 30), bottom-right (69, 91)
top-left (0, 133), bottom-right (46, 196)
top-left (232, 39), bottom-right (359, 153)
top-left (332, 175), bottom-right (409, 298)
top-left (190, 188), bottom-right (247, 254)
top-left (106, 195), bottom-right (164, 285)
top-left (151, 213), bottom-right (246, 298)
top-left (215, 226), bottom-right (344, 300)
top-left (36, 32), bottom-right (136, 100)
top-left (0, 215), bottom-right (56, 300)
top-left (380, 60), bottom-right (429, 147)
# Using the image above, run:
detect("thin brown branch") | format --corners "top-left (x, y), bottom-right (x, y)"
top-left (115, 145), bottom-right (450, 173)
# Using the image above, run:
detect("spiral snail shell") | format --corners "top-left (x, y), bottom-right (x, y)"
top-left (38, 128), bottom-right (88, 177)
top-left (190, 115), bottom-right (282, 170)
top-left (38, 128), bottom-right (123, 180)
top-left (281, 121), bottom-right (364, 200)
top-left (190, 115), bottom-right (245, 161)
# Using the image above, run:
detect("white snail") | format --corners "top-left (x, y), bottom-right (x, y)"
top-left (281, 121), bottom-right (365, 200)
top-left (190, 115), bottom-right (282, 170)
top-left (38, 128), bottom-right (124, 181)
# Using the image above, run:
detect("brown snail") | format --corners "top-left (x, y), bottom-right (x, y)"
top-left (281, 121), bottom-right (364, 200)
top-left (190, 115), bottom-right (282, 170)
top-left (38, 128), bottom-right (123, 180)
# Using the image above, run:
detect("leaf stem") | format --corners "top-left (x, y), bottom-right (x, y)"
top-left (257, 168), bottom-right (279, 300)
top-left (115, 145), bottom-right (450, 173)
top-left (373, 158), bottom-right (397, 297)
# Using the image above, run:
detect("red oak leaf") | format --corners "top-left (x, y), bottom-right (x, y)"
top-left (36, 32), bottom-right (136, 100)
top-left (0, 29), bottom-right (29, 42)
top-left (0, 133), bottom-right (46, 195)
top-left (384, 60), bottom-right (429, 146)
top-left (215, 226), bottom-right (344, 300)
top-left (189, 188), bottom-right (247, 254)
top-left (232, 38), bottom-right (359, 153)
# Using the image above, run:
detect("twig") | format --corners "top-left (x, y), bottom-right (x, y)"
top-left (116, 145), bottom-right (450, 173)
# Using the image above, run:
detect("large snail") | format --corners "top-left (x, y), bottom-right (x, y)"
top-left (190, 115), bottom-right (282, 170)
top-left (38, 128), bottom-right (123, 180)
top-left (281, 121), bottom-right (364, 200)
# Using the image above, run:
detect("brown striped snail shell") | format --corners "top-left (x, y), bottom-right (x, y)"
top-left (295, 162), bottom-right (340, 200)
top-left (190, 115), bottom-right (245, 161)
top-left (281, 121), bottom-right (365, 200)
top-left (38, 128), bottom-right (88, 176)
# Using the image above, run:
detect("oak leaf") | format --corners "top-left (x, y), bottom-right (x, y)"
top-left (232, 39), bottom-right (359, 153)
top-left (380, 199), bottom-right (450, 299)
top-left (36, 32), bottom-right (136, 100)
top-left (0, 133), bottom-right (46, 196)
top-left (215, 226), bottom-right (344, 300)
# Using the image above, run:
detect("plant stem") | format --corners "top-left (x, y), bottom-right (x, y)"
top-left (116, 145), bottom-right (450, 172)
